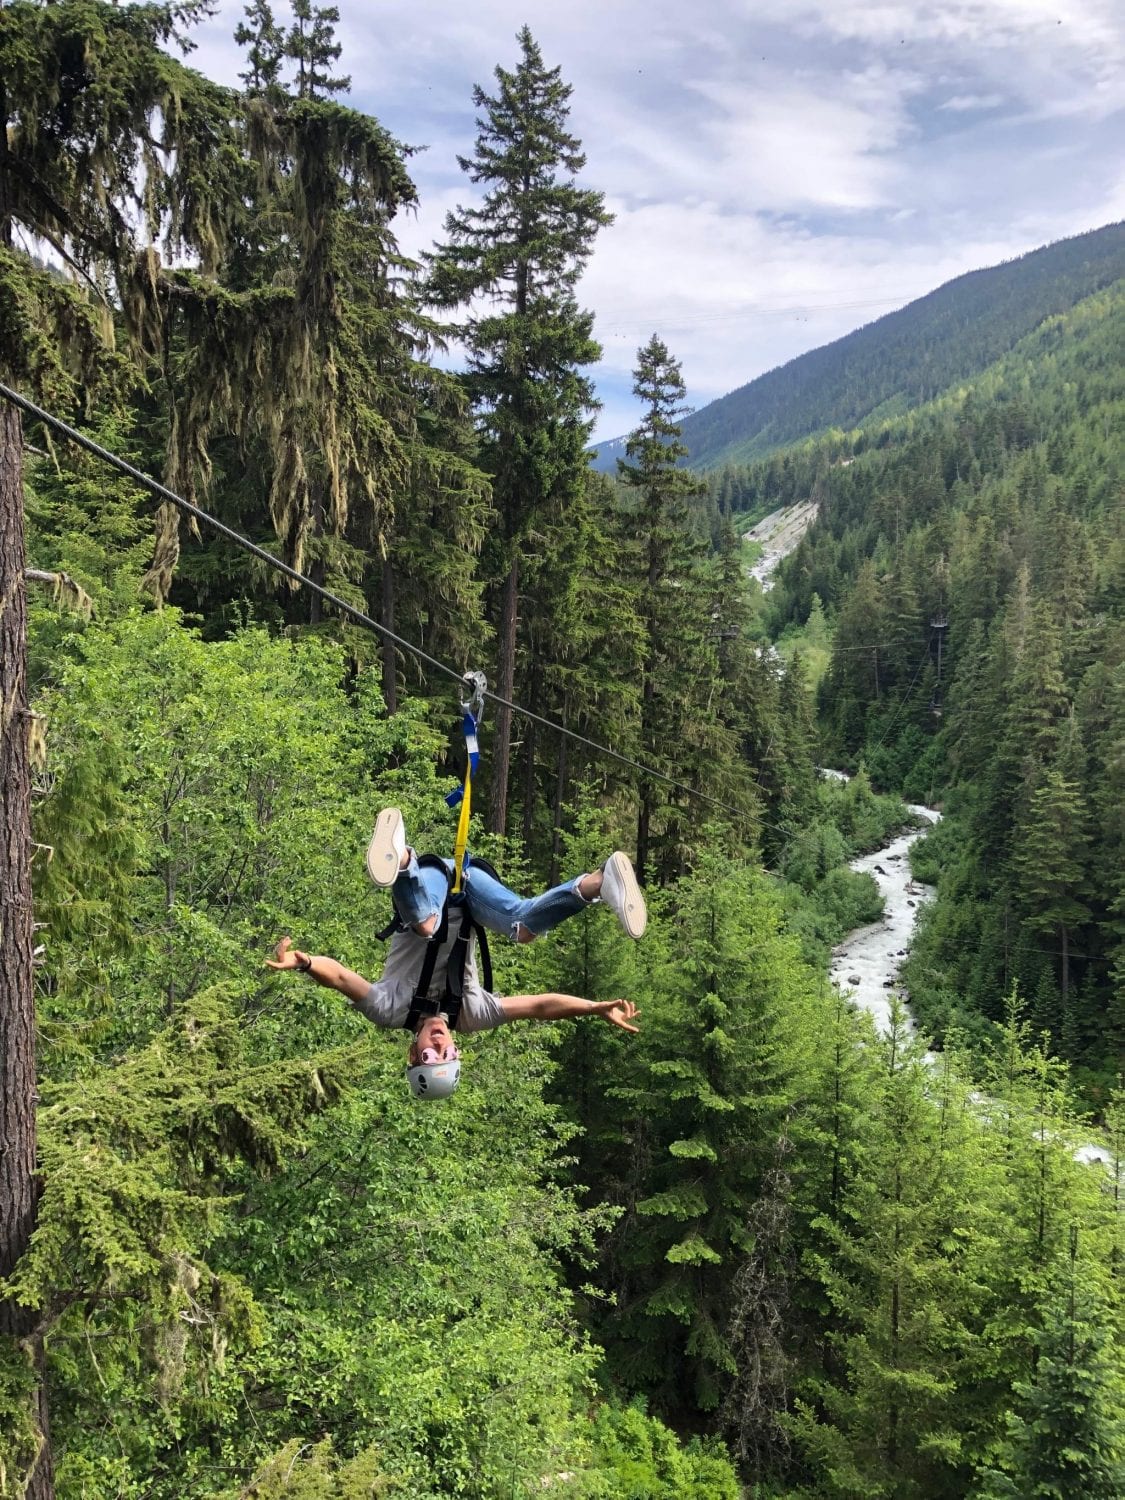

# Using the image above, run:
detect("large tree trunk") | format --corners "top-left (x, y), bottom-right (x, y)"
top-left (308, 491), bottom-right (324, 626)
top-left (0, 401), bottom-right (55, 1498)
top-left (520, 667), bottom-right (538, 851)
top-left (489, 554), bottom-right (518, 836)
top-left (485, 250), bottom-right (529, 840)
top-left (380, 556), bottom-right (397, 714)
top-left (636, 789), bottom-right (651, 887)
top-left (549, 707), bottom-right (569, 885)
top-left (636, 652), bottom-right (656, 884)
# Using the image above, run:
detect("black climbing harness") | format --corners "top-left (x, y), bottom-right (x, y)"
top-left (374, 853), bottom-right (497, 1033)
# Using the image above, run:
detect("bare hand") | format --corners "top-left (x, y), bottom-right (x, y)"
top-left (593, 999), bottom-right (640, 1034)
top-left (264, 936), bottom-right (309, 972)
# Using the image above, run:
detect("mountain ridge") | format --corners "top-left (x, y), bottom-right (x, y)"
top-left (590, 220), bottom-right (1125, 472)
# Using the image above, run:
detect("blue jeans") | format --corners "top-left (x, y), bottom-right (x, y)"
top-left (392, 852), bottom-right (588, 940)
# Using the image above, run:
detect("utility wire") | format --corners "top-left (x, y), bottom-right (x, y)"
top-left (773, 636), bottom-right (920, 654)
top-left (824, 637), bottom-right (919, 654)
top-left (3, 381), bottom-right (772, 832)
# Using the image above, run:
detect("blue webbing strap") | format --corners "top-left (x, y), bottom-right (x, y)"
top-left (444, 709), bottom-right (480, 810)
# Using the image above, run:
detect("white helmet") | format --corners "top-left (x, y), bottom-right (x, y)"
top-left (406, 1058), bottom-right (461, 1100)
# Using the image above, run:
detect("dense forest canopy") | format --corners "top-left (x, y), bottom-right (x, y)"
top-left (1, 4), bottom-right (1122, 1498)
top-left (756, 280), bottom-right (1125, 1092)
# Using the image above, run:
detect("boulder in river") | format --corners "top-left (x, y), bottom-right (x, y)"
top-left (848, 974), bottom-right (862, 985)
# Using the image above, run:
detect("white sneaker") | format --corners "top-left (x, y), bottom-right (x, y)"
top-left (366, 808), bottom-right (406, 888)
top-left (601, 852), bottom-right (647, 939)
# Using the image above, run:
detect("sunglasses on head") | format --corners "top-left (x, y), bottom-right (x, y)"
top-left (419, 1044), bottom-right (460, 1065)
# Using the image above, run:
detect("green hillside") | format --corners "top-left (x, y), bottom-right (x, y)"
top-left (763, 276), bottom-right (1124, 1088)
top-left (671, 221), bottom-right (1125, 469)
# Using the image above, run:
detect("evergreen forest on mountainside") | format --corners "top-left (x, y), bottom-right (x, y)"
top-left (1, 5), bottom-right (1123, 1498)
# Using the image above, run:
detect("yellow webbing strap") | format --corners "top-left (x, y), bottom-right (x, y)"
top-left (452, 762), bottom-right (472, 893)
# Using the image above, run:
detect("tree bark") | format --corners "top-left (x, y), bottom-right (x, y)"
top-left (380, 556), bottom-right (397, 714)
top-left (549, 710), bottom-right (569, 885)
top-left (308, 493), bottom-right (324, 626)
top-left (0, 400), bottom-right (55, 1498)
top-left (489, 554), bottom-right (518, 836)
top-left (636, 787), bottom-right (651, 888)
top-left (636, 648), bottom-right (656, 884)
top-left (520, 669), bottom-right (538, 851)
top-left (485, 192), bottom-right (530, 840)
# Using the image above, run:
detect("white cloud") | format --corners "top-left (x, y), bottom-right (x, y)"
top-left (187, 0), bottom-right (1124, 443)
top-left (938, 92), bottom-right (1006, 111)
top-left (759, 0), bottom-right (1121, 58)
top-left (742, 0), bottom-right (1125, 119)
top-left (582, 199), bottom-right (1014, 392)
top-left (684, 73), bottom-right (911, 211)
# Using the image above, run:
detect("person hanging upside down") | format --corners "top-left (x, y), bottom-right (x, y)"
top-left (266, 808), bottom-right (646, 1100)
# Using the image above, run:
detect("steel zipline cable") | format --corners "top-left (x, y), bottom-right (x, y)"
top-left (2, 380), bottom-right (770, 830)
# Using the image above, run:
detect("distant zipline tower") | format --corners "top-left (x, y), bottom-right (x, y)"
top-left (929, 614), bottom-right (949, 717)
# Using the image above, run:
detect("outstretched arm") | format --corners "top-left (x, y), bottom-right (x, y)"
top-left (265, 936), bottom-right (372, 1006)
top-left (499, 993), bottom-right (640, 1033)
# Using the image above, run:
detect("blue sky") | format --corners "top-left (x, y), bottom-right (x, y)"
top-left (193, 0), bottom-right (1125, 442)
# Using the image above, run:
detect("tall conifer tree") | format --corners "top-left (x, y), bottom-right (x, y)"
top-left (1011, 767), bottom-right (1091, 1012)
top-left (285, 0), bottom-right (350, 99)
top-left (973, 1235), bottom-right (1125, 1499)
top-left (234, 0), bottom-right (285, 94)
top-left (608, 860), bottom-right (818, 1412)
top-left (793, 1005), bottom-right (985, 1498)
top-left (428, 28), bottom-right (611, 833)
top-left (618, 336), bottom-right (736, 880)
top-left (165, 1), bottom-right (494, 692)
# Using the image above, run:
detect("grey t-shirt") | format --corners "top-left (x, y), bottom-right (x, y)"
top-left (354, 924), bottom-right (506, 1033)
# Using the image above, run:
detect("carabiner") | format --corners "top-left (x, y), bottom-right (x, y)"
top-left (460, 669), bottom-right (487, 725)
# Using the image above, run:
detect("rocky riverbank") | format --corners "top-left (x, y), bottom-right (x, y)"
top-left (828, 803), bottom-right (940, 1034)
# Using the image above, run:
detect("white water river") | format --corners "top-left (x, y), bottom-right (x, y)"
top-left (828, 801), bottom-right (941, 1036)
top-left (757, 524), bottom-right (1112, 1163)
top-left (822, 773), bottom-right (1113, 1169)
